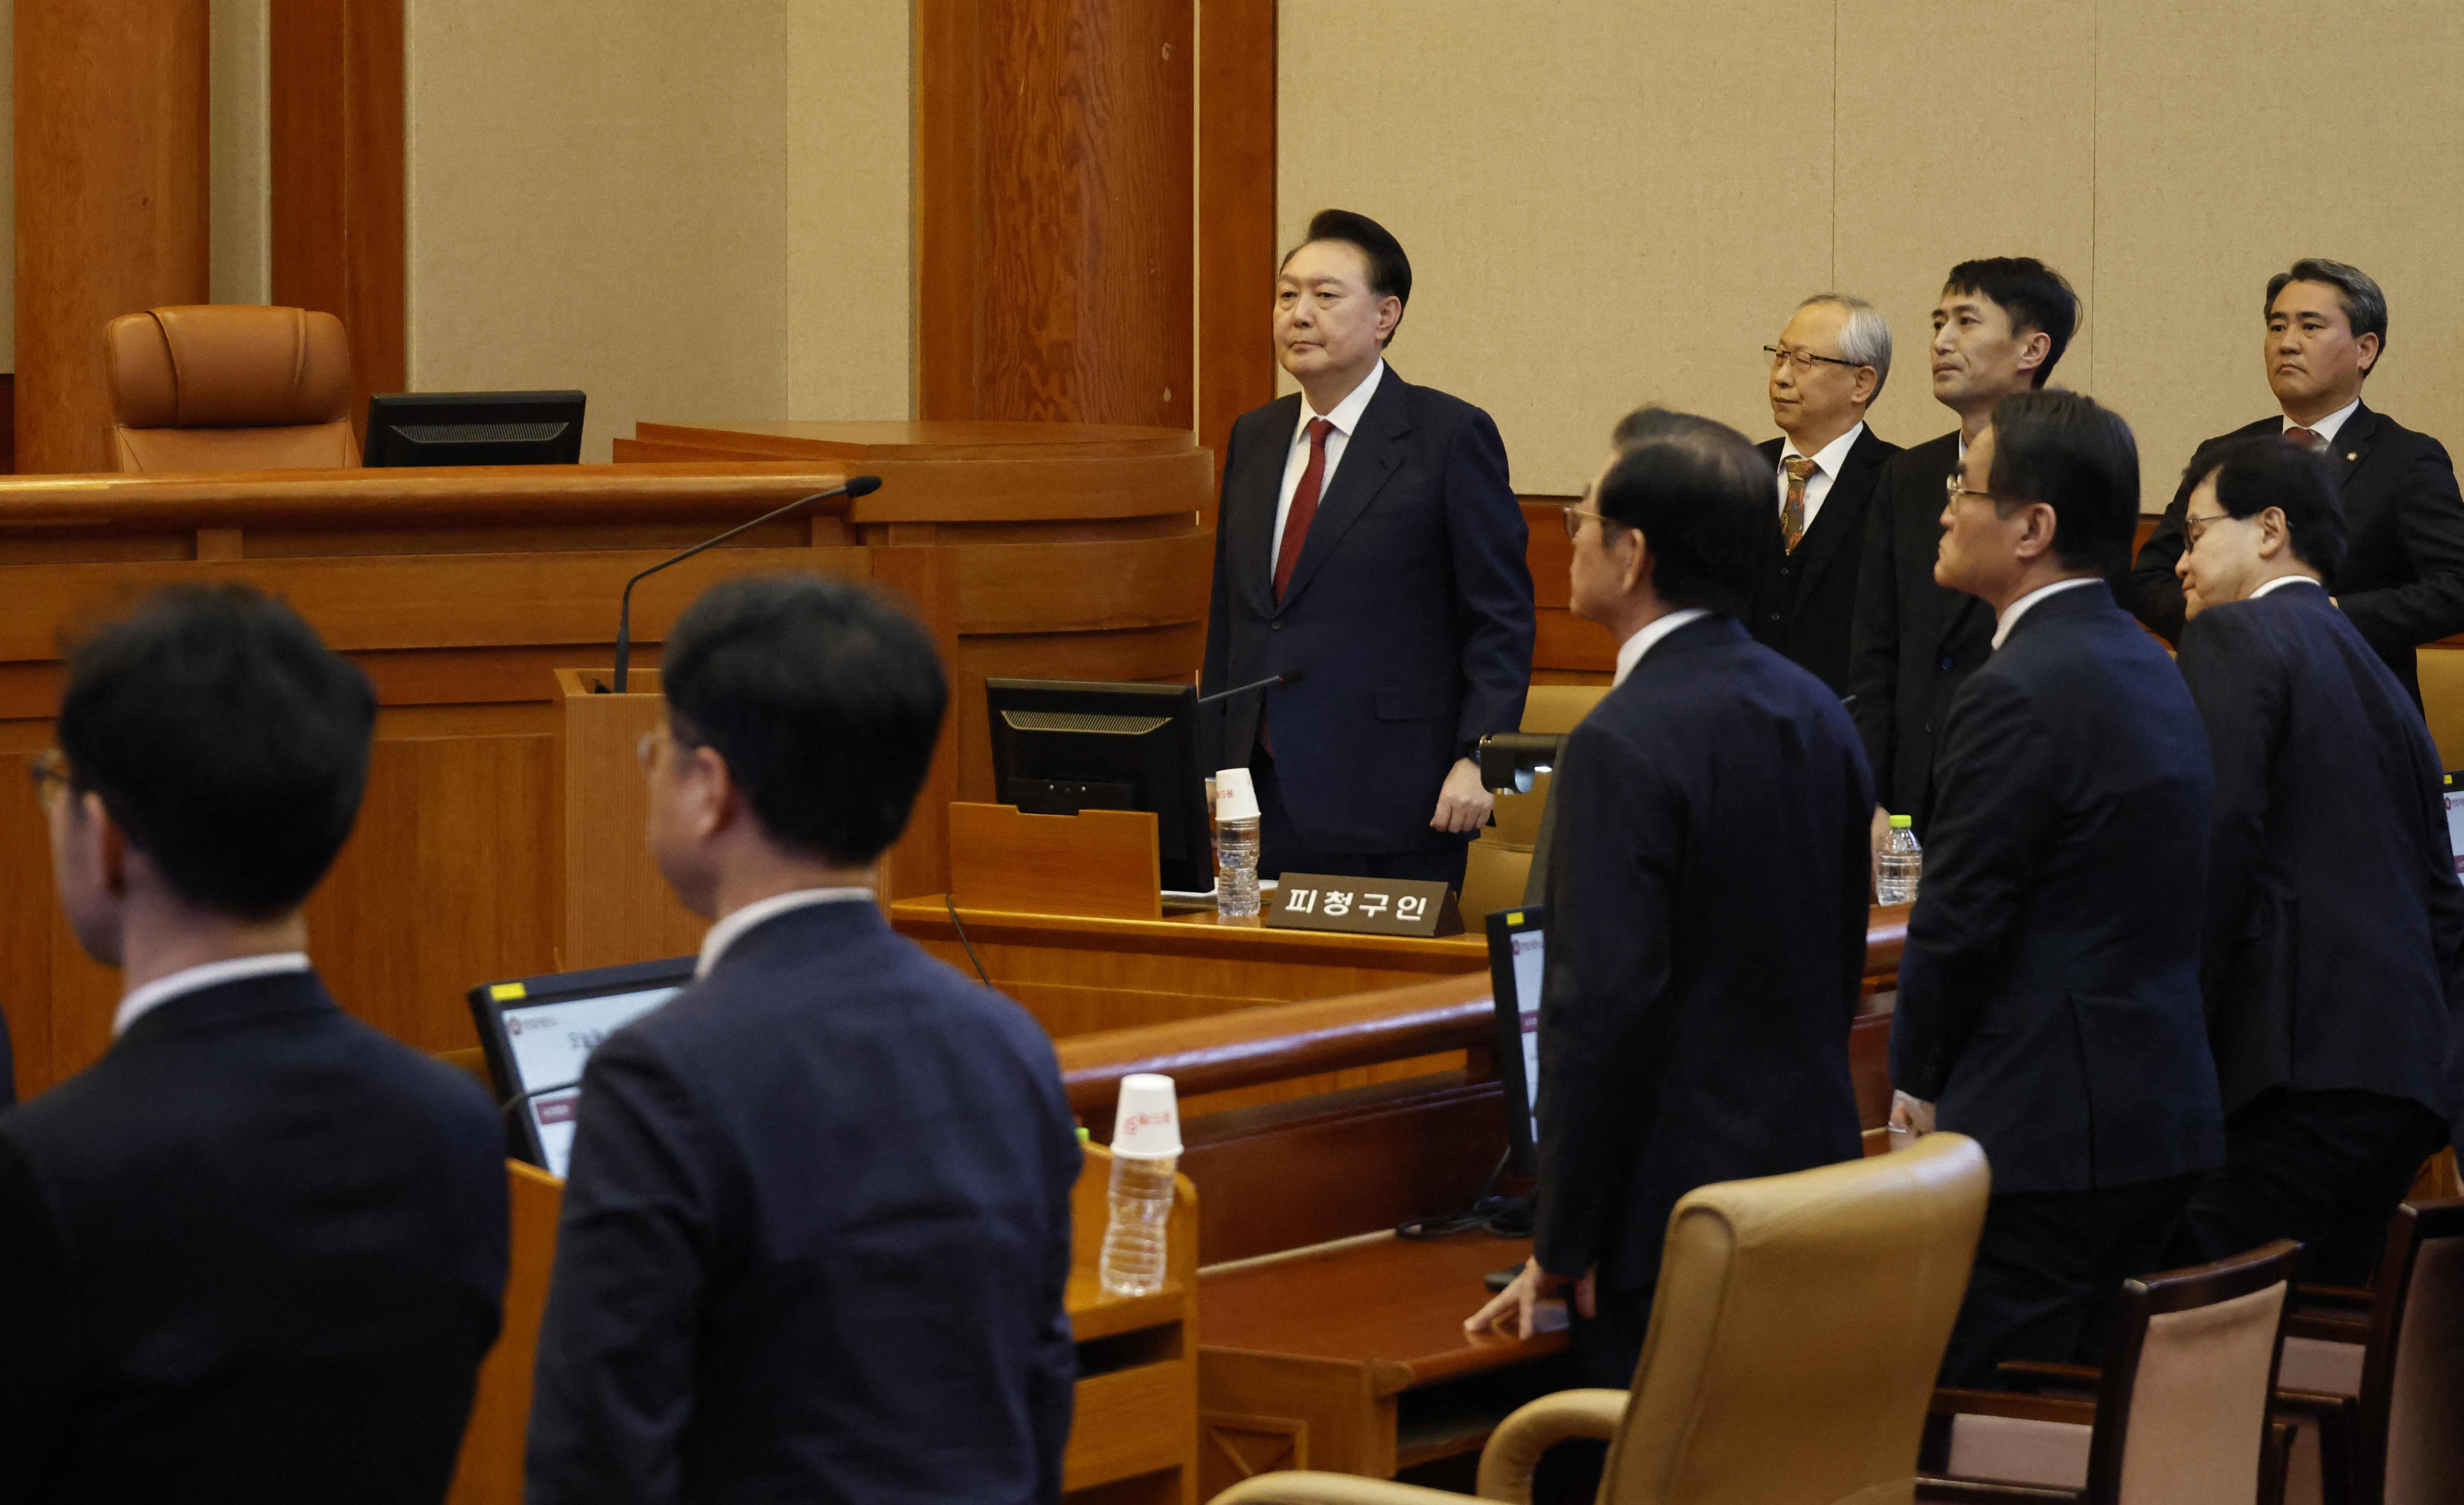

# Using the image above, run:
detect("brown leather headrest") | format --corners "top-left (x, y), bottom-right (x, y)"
top-left (108, 306), bottom-right (354, 429)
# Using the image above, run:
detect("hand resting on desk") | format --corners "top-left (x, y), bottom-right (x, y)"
top-left (1465, 1255), bottom-right (1590, 1340)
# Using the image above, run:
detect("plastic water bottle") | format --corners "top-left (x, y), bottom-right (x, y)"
top-left (1214, 768), bottom-right (1263, 920)
top-left (1877, 814), bottom-right (1922, 905)
top-left (1098, 1074), bottom-right (1182, 1297)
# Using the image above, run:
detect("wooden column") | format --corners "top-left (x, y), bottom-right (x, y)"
top-left (14, 0), bottom-right (211, 474)
top-left (1197, 0), bottom-right (1278, 488)
top-left (916, 0), bottom-right (1194, 428)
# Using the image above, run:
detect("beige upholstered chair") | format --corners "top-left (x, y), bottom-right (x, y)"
top-left (1211, 1131), bottom-right (1992, 1505)
top-left (1459, 683), bottom-right (1612, 921)
top-left (1919, 1239), bottom-right (2303, 1505)
top-left (106, 304), bottom-right (359, 472)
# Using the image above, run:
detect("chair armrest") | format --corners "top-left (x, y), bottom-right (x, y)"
top-left (2285, 1310), bottom-right (2371, 1344)
top-left (1995, 1361), bottom-right (2101, 1396)
top-left (1914, 1479), bottom-right (2086, 1503)
top-left (2272, 1390), bottom-right (2359, 1505)
top-left (1475, 1389), bottom-right (1629, 1504)
top-left (1211, 1474), bottom-right (1461, 1505)
top-left (1930, 1388), bottom-right (2100, 1425)
top-left (2259, 1418), bottom-right (2296, 1505)
top-left (2294, 1282), bottom-right (2376, 1315)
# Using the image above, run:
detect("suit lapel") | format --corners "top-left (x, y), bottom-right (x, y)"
top-left (1788, 428), bottom-right (1886, 603)
top-left (2332, 403), bottom-right (2379, 490)
top-left (1227, 394), bottom-right (1304, 620)
top-left (1276, 371), bottom-right (1410, 611)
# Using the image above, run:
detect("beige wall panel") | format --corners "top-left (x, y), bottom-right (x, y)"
top-left (209, 0), bottom-right (270, 306)
top-left (1279, 0), bottom-right (1835, 496)
top-left (2094, 1), bottom-right (2464, 506)
top-left (1833, 0), bottom-right (2096, 454)
top-left (404, 0), bottom-right (789, 461)
top-left (785, 0), bottom-right (911, 420)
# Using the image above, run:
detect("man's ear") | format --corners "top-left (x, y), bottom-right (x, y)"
top-left (1617, 528), bottom-right (1653, 596)
top-left (2257, 506), bottom-right (2293, 559)
top-left (1851, 365), bottom-right (1879, 407)
top-left (1375, 296), bottom-right (1403, 345)
top-left (2015, 329), bottom-right (2052, 380)
top-left (2356, 331), bottom-right (2382, 378)
top-left (2014, 501), bottom-right (2060, 562)
top-left (681, 743), bottom-right (743, 843)
top-left (84, 792), bottom-right (130, 898)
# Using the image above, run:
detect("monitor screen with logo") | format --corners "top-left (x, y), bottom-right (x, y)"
top-left (468, 956), bottom-right (694, 1177)
top-left (1484, 906), bottom-right (1547, 1177)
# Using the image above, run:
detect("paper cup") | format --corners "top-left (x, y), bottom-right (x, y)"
top-left (1111, 1073), bottom-right (1183, 1159)
top-left (1214, 768), bottom-right (1259, 822)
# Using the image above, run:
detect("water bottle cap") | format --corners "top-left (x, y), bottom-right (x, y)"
top-left (1110, 1072), bottom-right (1183, 1158)
top-left (1889, 814), bottom-right (1913, 829)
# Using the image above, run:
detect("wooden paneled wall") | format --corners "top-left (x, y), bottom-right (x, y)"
top-left (14, 0), bottom-right (211, 473)
top-left (1196, 0), bottom-right (1279, 484)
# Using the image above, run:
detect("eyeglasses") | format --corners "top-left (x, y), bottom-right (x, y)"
top-left (2182, 509), bottom-right (2237, 549)
top-left (26, 748), bottom-right (69, 805)
top-left (1561, 505), bottom-right (1626, 541)
top-left (1764, 344), bottom-right (1866, 375)
top-left (1943, 472), bottom-right (2004, 507)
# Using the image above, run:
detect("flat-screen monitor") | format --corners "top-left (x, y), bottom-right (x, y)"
top-left (2445, 774), bottom-right (2464, 876)
top-left (985, 677), bottom-right (1212, 893)
top-left (364, 390), bottom-right (586, 466)
top-left (468, 955), bottom-right (694, 1177)
top-left (1485, 905), bottom-right (1548, 1177)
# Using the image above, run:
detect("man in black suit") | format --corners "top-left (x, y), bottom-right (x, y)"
top-left (1468, 408), bottom-right (1867, 1391)
top-left (2166, 437), bottom-right (2462, 1282)
top-left (527, 575), bottom-right (1080, 1505)
top-left (1202, 208), bottom-right (1534, 889)
top-left (1849, 257), bottom-right (2080, 843)
top-left (0, 585), bottom-right (508, 1502)
top-left (2126, 258), bottom-right (2464, 704)
top-left (1752, 292), bottom-right (1901, 693)
top-left (1894, 390), bottom-right (2225, 1387)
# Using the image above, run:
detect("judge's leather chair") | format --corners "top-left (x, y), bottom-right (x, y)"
top-left (1459, 683), bottom-right (1612, 921)
top-left (1211, 1131), bottom-right (1992, 1505)
top-left (106, 305), bottom-right (359, 472)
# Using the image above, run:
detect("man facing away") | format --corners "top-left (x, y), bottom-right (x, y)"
top-left (1202, 208), bottom-right (1534, 890)
top-left (526, 574), bottom-right (1081, 1505)
top-left (1468, 408), bottom-right (1867, 1389)
top-left (2128, 258), bottom-right (2464, 704)
top-left (1850, 257), bottom-right (2080, 845)
top-left (0, 585), bottom-right (509, 1503)
top-left (1893, 390), bottom-right (2225, 1387)
top-left (1750, 292), bottom-right (1902, 694)
top-left (2167, 436), bottom-right (2461, 1282)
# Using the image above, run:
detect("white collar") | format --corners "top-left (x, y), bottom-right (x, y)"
top-left (1612, 608), bottom-right (1712, 686)
top-left (1779, 420), bottom-right (1866, 478)
top-left (2249, 574), bottom-right (2326, 600)
top-left (696, 887), bottom-right (875, 977)
top-left (114, 952), bottom-right (312, 1039)
top-left (1298, 359), bottom-right (1386, 440)
top-left (2285, 397), bottom-right (2361, 446)
top-left (1991, 577), bottom-right (2100, 650)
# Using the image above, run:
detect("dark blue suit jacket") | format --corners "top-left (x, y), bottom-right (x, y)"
top-left (0, 971), bottom-right (508, 1504)
top-left (2175, 580), bottom-right (2464, 1119)
top-left (1894, 582), bottom-right (2227, 1195)
top-left (1533, 615), bottom-right (1868, 1294)
top-left (526, 900), bottom-right (1081, 1505)
top-left (1201, 368), bottom-right (1534, 854)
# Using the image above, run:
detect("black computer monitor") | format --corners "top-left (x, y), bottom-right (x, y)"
top-left (1484, 905), bottom-right (1548, 1177)
top-left (984, 677), bottom-right (1212, 893)
top-left (468, 954), bottom-right (694, 1176)
top-left (2444, 774), bottom-right (2464, 876)
top-left (364, 390), bottom-right (587, 466)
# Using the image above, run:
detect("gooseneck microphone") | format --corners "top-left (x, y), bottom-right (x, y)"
top-left (609, 475), bottom-right (882, 693)
top-left (1197, 666), bottom-right (1305, 706)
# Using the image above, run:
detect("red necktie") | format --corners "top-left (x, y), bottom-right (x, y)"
top-left (2285, 425), bottom-right (2327, 456)
top-left (1274, 419), bottom-right (1335, 602)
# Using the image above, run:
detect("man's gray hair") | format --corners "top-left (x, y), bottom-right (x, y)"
top-left (1799, 292), bottom-right (1892, 402)
top-left (2267, 258), bottom-right (2389, 366)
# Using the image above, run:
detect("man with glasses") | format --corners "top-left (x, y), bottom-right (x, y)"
top-left (1751, 294), bottom-right (1900, 694)
top-left (1892, 392), bottom-right (2223, 1387)
top-left (2127, 257), bottom-right (2464, 706)
top-left (1850, 257), bottom-right (2079, 851)
top-left (0, 584), bottom-right (509, 1501)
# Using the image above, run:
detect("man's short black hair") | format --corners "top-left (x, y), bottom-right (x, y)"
top-left (1984, 389), bottom-right (2141, 574)
top-left (1945, 257), bottom-right (2081, 387)
top-left (1595, 407), bottom-right (1774, 616)
top-left (57, 584), bottom-right (375, 919)
top-left (1281, 209), bottom-right (1412, 345)
top-left (662, 573), bottom-right (947, 866)
top-left (2265, 257), bottom-right (2389, 366)
top-left (2185, 434), bottom-right (2348, 585)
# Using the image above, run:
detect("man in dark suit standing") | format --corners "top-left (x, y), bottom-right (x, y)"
top-left (1202, 209), bottom-right (1534, 889)
top-left (2167, 437), bottom-right (2461, 1282)
top-left (0, 585), bottom-right (509, 1503)
top-left (1468, 408), bottom-right (1867, 1391)
top-left (2127, 258), bottom-right (2464, 704)
top-left (1893, 391), bottom-right (2225, 1387)
top-left (1849, 258), bottom-right (2079, 845)
top-left (528, 575), bottom-right (1081, 1505)
top-left (1752, 293), bottom-right (1901, 693)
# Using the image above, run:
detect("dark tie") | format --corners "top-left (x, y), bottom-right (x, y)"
top-left (1274, 419), bottom-right (1335, 603)
top-left (2285, 425), bottom-right (2327, 457)
top-left (1781, 457), bottom-right (1817, 553)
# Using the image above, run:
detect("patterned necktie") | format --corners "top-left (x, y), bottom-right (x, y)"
top-left (1781, 457), bottom-right (1818, 553)
top-left (1274, 419), bottom-right (1336, 602)
top-left (2285, 425), bottom-right (2328, 457)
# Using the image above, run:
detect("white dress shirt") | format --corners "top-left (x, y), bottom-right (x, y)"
top-left (1990, 577), bottom-right (2101, 650)
top-left (2285, 397), bottom-right (2361, 450)
top-left (1775, 422), bottom-right (1867, 534)
top-left (1611, 608), bottom-right (1712, 686)
top-left (1271, 359), bottom-right (1388, 568)
top-left (696, 887), bottom-right (876, 977)
top-left (113, 951), bottom-right (312, 1038)
top-left (2250, 574), bottom-right (2326, 600)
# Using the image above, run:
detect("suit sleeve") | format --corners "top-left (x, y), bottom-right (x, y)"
top-left (1444, 409), bottom-right (1535, 757)
top-left (2336, 435), bottom-right (2464, 653)
top-left (1891, 672), bottom-right (2061, 1101)
top-left (2175, 612), bottom-right (2279, 1020)
top-left (0, 1137), bottom-right (70, 1483)
top-left (1030, 1093), bottom-right (1082, 1505)
top-left (1846, 459), bottom-right (1902, 799)
top-left (526, 1035), bottom-right (721, 1505)
top-left (1533, 721), bottom-right (1675, 1277)
top-left (2124, 470), bottom-right (2196, 644)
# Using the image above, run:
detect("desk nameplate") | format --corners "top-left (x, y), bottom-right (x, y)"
top-left (1265, 874), bottom-right (1461, 938)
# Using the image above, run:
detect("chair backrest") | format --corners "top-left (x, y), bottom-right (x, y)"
top-left (2089, 1239), bottom-right (2300, 1505)
top-left (442, 1160), bottom-right (564, 1505)
top-left (107, 304), bottom-right (359, 472)
top-left (2359, 1198), bottom-right (2464, 1505)
top-left (1486, 684), bottom-right (1610, 849)
top-left (1600, 1132), bottom-right (1990, 1505)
